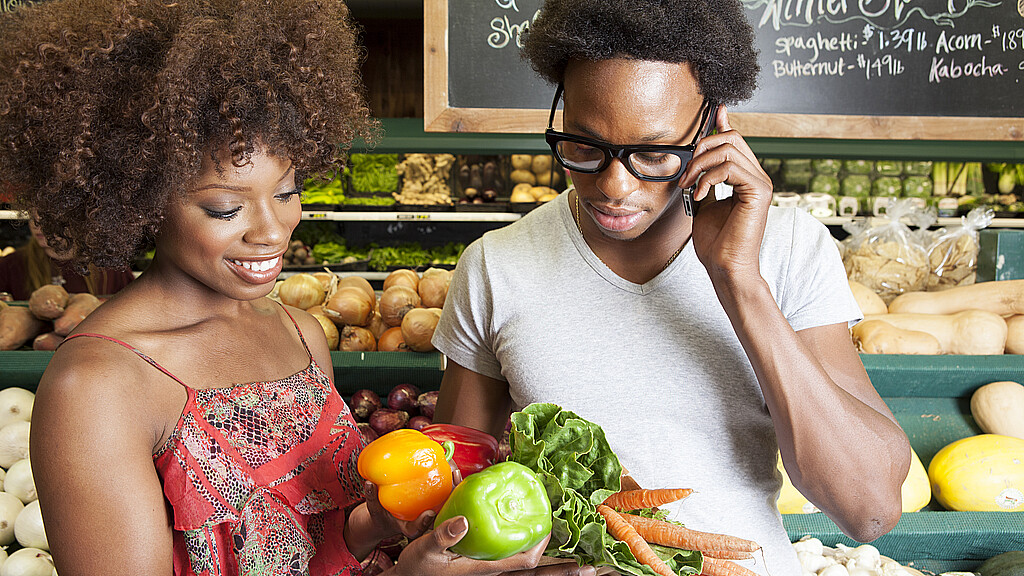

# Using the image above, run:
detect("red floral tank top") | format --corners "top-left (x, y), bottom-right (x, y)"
top-left (65, 307), bottom-right (367, 576)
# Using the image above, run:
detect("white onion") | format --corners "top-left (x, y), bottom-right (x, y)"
top-left (0, 491), bottom-right (25, 545)
top-left (5, 459), bottom-right (35, 504)
top-left (15, 500), bottom-right (47, 551)
top-left (0, 388), bottom-right (34, 429)
top-left (0, 548), bottom-right (53, 576)
top-left (0, 422), bottom-right (30, 469)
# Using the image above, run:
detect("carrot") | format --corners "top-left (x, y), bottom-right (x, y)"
top-left (596, 504), bottom-right (675, 576)
top-left (700, 550), bottom-right (754, 561)
top-left (699, 556), bottom-right (760, 576)
top-left (617, 512), bottom-right (760, 554)
top-left (603, 488), bottom-right (693, 511)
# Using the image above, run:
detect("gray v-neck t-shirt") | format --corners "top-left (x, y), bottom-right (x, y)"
top-left (433, 191), bottom-right (862, 576)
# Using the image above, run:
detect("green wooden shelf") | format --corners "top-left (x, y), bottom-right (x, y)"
top-left (362, 118), bottom-right (1024, 162)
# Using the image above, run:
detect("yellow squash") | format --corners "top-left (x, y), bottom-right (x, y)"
top-left (776, 447), bottom-right (930, 514)
top-left (928, 434), bottom-right (1024, 511)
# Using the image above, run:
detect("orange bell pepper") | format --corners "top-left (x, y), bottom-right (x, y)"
top-left (357, 428), bottom-right (455, 521)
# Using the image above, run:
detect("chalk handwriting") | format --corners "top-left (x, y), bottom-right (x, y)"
top-left (742, 0), bottom-right (1002, 31)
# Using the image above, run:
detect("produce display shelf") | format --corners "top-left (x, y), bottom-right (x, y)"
top-left (783, 511), bottom-right (1024, 574)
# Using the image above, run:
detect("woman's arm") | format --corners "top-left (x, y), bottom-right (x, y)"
top-left (31, 344), bottom-right (174, 576)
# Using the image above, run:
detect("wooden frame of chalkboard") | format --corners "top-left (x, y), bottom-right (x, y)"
top-left (425, 0), bottom-right (1024, 141)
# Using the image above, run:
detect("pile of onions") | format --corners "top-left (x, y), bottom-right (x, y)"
top-left (349, 384), bottom-right (441, 442)
top-left (0, 388), bottom-right (34, 430)
top-left (302, 268), bottom-right (451, 354)
top-left (0, 421), bottom-right (30, 469)
top-left (277, 273), bottom-right (326, 310)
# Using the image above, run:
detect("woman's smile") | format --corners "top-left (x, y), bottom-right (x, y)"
top-left (226, 254), bottom-right (285, 284)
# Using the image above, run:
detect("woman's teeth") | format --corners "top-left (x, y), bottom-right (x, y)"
top-left (231, 256), bottom-right (279, 272)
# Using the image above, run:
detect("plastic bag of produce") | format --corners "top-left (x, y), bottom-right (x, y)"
top-left (925, 207), bottom-right (994, 291)
top-left (906, 204), bottom-right (937, 249)
top-left (843, 199), bottom-right (929, 304)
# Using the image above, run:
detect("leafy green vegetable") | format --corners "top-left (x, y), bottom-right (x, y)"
top-left (340, 196), bottom-right (396, 206)
top-left (366, 242), bottom-right (465, 270)
top-left (510, 404), bottom-right (702, 576)
top-left (311, 241), bottom-right (369, 264)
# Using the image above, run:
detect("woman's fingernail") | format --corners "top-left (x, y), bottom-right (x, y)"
top-left (447, 516), bottom-right (468, 537)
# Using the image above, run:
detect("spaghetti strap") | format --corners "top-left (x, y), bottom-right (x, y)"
top-left (60, 333), bottom-right (189, 388)
top-left (275, 301), bottom-right (313, 359)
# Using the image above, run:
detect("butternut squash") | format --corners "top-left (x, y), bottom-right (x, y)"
top-left (971, 381), bottom-right (1024, 440)
top-left (848, 280), bottom-right (888, 315)
top-left (863, 310), bottom-right (1007, 355)
top-left (888, 279), bottom-right (1024, 316)
top-left (1005, 315), bottom-right (1024, 355)
top-left (928, 434), bottom-right (1024, 511)
top-left (851, 319), bottom-right (941, 355)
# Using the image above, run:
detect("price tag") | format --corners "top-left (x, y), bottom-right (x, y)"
top-left (304, 212), bottom-right (329, 219)
top-left (396, 214), bottom-right (432, 220)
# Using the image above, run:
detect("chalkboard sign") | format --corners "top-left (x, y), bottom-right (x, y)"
top-left (1, 0), bottom-right (48, 15)
top-left (424, 0), bottom-right (1024, 139)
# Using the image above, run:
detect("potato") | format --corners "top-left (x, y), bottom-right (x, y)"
top-left (512, 183), bottom-right (533, 197)
top-left (531, 155), bottom-right (553, 174)
top-left (510, 188), bottom-right (536, 203)
top-left (530, 186), bottom-right (556, 200)
top-left (511, 155), bottom-right (533, 171)
top-left (510, 169), bottom-right (536, 185)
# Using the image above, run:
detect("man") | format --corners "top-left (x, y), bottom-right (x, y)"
top-left (432, 1), bottom-right (910, 574)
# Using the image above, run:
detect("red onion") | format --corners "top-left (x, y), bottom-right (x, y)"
top-left (407, 415), bottom-right (432, 431)
top-left (416, 391), bottom-right (439, 420)
top-left (388, 383), bottom-right (421, 414)
top-left (350, 389), bottom-right (382, 422)
top-left (357, 422), bottom-right (379, 444)
top-left (369, 408), bottom-right (410, 436)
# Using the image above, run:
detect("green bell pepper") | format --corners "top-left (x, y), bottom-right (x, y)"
top-left (433, 461), bottom-right (552, 561)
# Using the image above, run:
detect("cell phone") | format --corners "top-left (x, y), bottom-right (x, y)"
top-left (681, 103), bottom-right (721, 217)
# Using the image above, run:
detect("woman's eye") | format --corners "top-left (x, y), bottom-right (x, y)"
top-left (204, 207), bottom-right (241, 220)
top-left (276, 189), bottom-right (303, 203)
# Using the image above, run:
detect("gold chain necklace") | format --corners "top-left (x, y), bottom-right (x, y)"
top-left (574, 191), bottom-right (684, 273)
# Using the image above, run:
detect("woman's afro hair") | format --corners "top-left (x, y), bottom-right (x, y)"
top-left (0, 0), bottom-right (378, 269)
top-left (522, 0), bottom-right (759, 106)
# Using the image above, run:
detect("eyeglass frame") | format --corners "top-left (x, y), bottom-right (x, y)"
top-left (544, 83), bottom-right (719, 183)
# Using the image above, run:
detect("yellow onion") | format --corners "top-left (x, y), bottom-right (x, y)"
top-left (311, 313), bottom-right (340, 350)
top-left (339, 325), bottom-right (377, 352)
top-left (377, 327), bottom-right (408, 352)
top-left (324, 286), bottom-right (374, 327)
top-left (278, 274), bottom-right (326, 310)
top-left (339, 276), bottom-right (376, 310)
top-left (379, 286), bottom-right (421, 327)
top-left (306, 305), bottom-right (326, 316)
top-left (311, 272), bottom-right (336, 293)
top-left (401, 308), bottom-right (439, 352)
top-left (418, 274), bottom-right (449, 309)
top-left (366, 312), bottom-right (388, 340)
top-left (383, 269), bottom-right (419, 292)
top-left (421, 267), bottom-right (449, 280)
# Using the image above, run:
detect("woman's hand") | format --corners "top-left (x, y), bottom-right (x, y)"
top-left (388, 516), bottom-right (596, 576)
top-left (365, 481), bottom-right (439, 540)
top-left (678, 106), bottom-right (774, 284)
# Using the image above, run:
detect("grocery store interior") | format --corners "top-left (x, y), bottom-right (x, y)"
top-left (1, 1), bottom-right (1023, 575)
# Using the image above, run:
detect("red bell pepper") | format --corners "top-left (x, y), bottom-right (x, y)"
top-left (420, 423), bottom-right (498, 476)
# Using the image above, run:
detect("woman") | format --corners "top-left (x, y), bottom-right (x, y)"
top-left (0, 1), bottom-right (591, 575)
top-left (0, 219), bottom-right (135, 300)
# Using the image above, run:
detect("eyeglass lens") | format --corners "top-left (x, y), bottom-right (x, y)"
top-left (553, 140), bottom-right (685, 179)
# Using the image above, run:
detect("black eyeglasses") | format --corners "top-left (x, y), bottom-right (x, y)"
top-left (544, 83), bottom-right (718, 183)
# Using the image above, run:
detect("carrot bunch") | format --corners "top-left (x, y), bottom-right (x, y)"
top-left (598, 487), bottom-right (761, 576)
